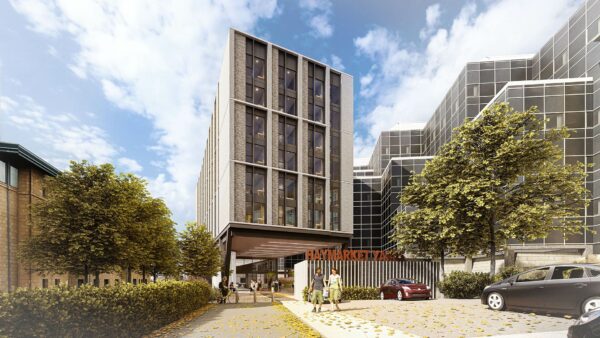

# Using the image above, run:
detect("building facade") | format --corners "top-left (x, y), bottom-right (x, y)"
top-left (0, 143), bottom-right (144, 292)
top-left (353, 0), bottom-right (600, 265)
top-left (196, 29), bottom-right (354, 274)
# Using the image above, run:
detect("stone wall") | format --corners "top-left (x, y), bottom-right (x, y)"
top-left (234, 32), bottom-right (246, 101)
top-left (272, 47), bottom-right (279, 110)
top-left (272, 171), bottom-right (278, 225)
top-left (233, 163), bottom-right (246, 223)
top-left (515, 252), bottom-right (584, 267)
top-left (233, 102), bottom-right (246, 162)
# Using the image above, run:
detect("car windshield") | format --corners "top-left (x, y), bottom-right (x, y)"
top-left (396, 279), bottom-right (416, 284)
top-left (589, 267), bottom-right (600, 277)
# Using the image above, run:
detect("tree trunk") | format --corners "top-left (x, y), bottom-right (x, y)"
top-left (489, 215), bottom-right (497, 277)
top-left (440, 247), bottom-right (446, 278)
top-left (94, 270), bottom-right (100, 287)
top-left (84, 264), bottom-right (89, 284)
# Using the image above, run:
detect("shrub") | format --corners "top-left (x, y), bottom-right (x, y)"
top-left (438, 271), bottom-right (493, 299)
top-left (494, 265), bottom-right (524, 282)
top-left (302, 286), bottom-right (379, 301)
top-left (0, 280), bottom-right (211, 338)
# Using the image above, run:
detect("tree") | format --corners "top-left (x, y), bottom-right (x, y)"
top-left (21, 161), bottom-right (178, 285)
top-left (394, 103), bottom-right (589, 276)
top-left (179, 222), bottom-right (221, 280)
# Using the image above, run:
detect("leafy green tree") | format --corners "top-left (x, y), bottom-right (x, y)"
top-left (21, 161), bottom-right (179, 285)
top-left (394, 103), bottom-right (589, 276)
top-left (179, 222), bottom-right (221, 280)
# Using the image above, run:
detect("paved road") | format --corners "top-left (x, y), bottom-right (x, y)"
top-left (159, 301), bottom-right (320, 338)
top-left (283, 299), bottom-right (576, 338)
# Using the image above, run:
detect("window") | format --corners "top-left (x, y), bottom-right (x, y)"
top-left (245, 167), bottom-right (266, 224)
top-left (245, 38), bottom-right (266, 106)
top-left (278, 116), bottom-right (297, 171)
top-left (278, 172), bottom-right (297, 226)
top-left (77, 279), bottom-right (84, 287)
top-left (308, 178), bottom-right (325, 229)
top-left (331, 73), bottom-right (341, 105)
top-left (0, 160), bottom-right (5, 183)
top-left (9, 166), bottom-right (18, 187)
top-left (551, 266), bottom-right (585, 279)
top-left (42, 279), bottom-right (48, 288)
top-left (133, 279), bottom-right (137, 285)
top-left (246, 107), bottom-right (266, 165)
top-left (115, 279), bottom-right (120, 284)
top-left (278, 51), bottom-right (297, 115)
top-left (308, 124), bottom-right (325, 176)
top-left (308, 62), bottom-right (325, 123)
top-left (516, 267), bottom-right (549, 282)
top-left (104, 279), bottom-right (110, 286)
top-left (589, 268), bottom-right (600, 277)
top-left (54, 278), bottom-right (60, 286)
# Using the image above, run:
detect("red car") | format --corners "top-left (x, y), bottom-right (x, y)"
top-left (379, 278), bottom-right (432, 300)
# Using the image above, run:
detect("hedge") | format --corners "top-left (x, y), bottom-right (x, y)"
top-left (302, 286), bottom-right (379, 301)
top-left (438, 271), bottom-right (493, 299)
top-left (0, 280), bottom-right (211, 338)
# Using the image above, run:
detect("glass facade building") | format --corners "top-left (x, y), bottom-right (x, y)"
top-left (353, 0), bottom-right (600, 256)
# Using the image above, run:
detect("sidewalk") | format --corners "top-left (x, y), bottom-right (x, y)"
top-left (280, 300), bottom-right (417, 338)
top-left (157, 302), bottom-right (320, 338)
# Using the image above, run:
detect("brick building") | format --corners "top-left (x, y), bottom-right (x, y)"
top-left (0, 142), bottom-right (142, 292)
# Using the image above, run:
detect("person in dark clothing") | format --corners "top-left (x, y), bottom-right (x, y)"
top-left (218, 276), bottom-right (229, 304)
top-left (309, 267), bottom-right (325, 312)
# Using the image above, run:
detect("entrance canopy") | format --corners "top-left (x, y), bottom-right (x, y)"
top-left (220, 223), bottom-right (351, 259)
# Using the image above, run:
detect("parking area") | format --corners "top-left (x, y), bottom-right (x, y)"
top-left (283, 298), bottom-right (577, 338)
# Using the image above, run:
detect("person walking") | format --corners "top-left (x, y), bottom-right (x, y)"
top-left (308, 267), bottom-right (325, 312)
top-left (218, 276), bottom-right (229, 304)
top-left (327, 267), bottom-right (343, 311)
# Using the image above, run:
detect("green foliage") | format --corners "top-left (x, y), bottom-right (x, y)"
top-left (0, 280), bottom-right (211, 338)
top-left (179, 222), bottom-right (221, 280)
top-left (494, 265), bottom-right (525, 282)
top-left (20, 161), bottom-right (179, 283)
top-left (394, 103), bottom-right (590, 275)
top-left (438, 271), bottom-right (493, 299)
top-left (302, 286), bottom-right (379, 301)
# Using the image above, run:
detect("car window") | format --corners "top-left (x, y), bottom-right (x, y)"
top-left (398, 279), bottom-right (415, 284)
top-left (516, 267), bottom-right (549, 282)
top-left (551, 266), bottom-right (585, 280)
top-left (588, 268), bottom-right (600, 277)
top-left (386, 279), bottom-right (397, 286)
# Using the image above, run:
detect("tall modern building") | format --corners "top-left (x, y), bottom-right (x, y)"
top-left (196, 29), bottom-right (354, 275)
top-left (353, 0), bottom-right (600, 266)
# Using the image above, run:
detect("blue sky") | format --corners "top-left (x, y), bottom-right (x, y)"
top-left (0, 0), bottom-right (582, 230)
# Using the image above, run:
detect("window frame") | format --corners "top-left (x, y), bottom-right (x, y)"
top-left (246, 107), bottom-right (267, 165)
top-left (278, 172), bottom-right (297, 226)
top-left (245, 166), bottom-right (266, 224)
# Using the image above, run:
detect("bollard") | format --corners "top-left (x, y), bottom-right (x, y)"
top-left (253, 290), bottom-right (257, 303)
top-left (271, 287), bottom-right (274, 303)
top-left (235, 291), bottom-right (239, 304)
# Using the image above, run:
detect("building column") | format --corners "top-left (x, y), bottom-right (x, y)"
top-left (296, 56), bottom-right (304, 228)
top-left (266, 44), bottom-right (273, 225)
top-left (324, 67), bottom-right (331, 230)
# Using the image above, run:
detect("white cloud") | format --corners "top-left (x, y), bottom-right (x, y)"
top-left (118, 157), bottom-right (143, 173)
top-left (354, 0), bottom-right (581, 158)
top-left (0, 95), bottom-right (118, 167)
top-left (9, 0), bottom-right (279, 227)
top-left (330, 54), bottom-right (344, 70)
top-left (419, 3), bottom-right (441, 40)
top-left (299, 0), bottom-right (333, 38)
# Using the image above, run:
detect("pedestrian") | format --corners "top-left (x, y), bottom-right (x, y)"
top-left (327, 267), bottom-right (343, 311)
top-left (250, 279), bottom-right (257, 291)
top-left (309, 267), bottom-right (325, 312)
top-left (229, 281), bottom-right (236, 293)
top-left (218, 276), bottom-right (229, 304)
top-left (257, 279), bottom-right (262, 291)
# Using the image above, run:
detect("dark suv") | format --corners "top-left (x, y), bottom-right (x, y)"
top-left (481, 264), bottom-right (600, 315)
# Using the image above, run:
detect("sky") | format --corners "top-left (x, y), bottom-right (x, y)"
top-left (0, 0), bottom-right (583, 230)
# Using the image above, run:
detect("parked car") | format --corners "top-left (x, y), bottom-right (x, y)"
top-left (568, 308), bottom-right (600, 338)
top-left (379, 278), bottom-right (432, 300)
top-left (481, 264), bottom-right (600, 315)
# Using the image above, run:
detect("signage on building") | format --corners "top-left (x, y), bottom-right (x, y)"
top-left (305, 249), bottom-right (404, 261)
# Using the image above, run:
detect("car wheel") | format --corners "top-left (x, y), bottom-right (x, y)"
top-left (487, 292), bottom-right (505, 311)
top-left (582, 297), bottom-right (600, 314)
top-left (397, 290), bottom-right (403, 301)
top-left (380, 292), bottom-right (385, 300)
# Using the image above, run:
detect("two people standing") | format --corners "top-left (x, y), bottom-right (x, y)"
top-left (309, 267), bottom-right (343, 312)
